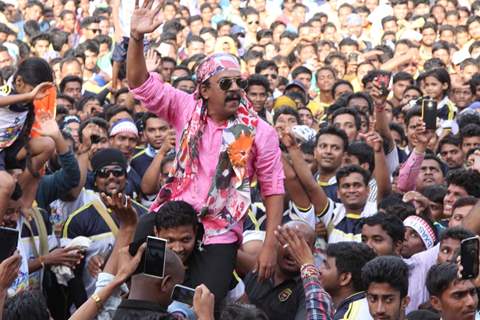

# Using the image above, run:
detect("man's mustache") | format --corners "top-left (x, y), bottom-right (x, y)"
top-left (225, 92), bottom-right (241, 101)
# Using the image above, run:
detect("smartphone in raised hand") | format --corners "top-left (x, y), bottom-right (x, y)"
top-left (144, 236), bottom-right (167, 278)
top-left (461, 236), bottom-right (479, 279)
top-left (421, 97), bottom-right (437, 130)
top-left (0, 227), bottom-right (18, 263)
top-left (171, 284), bottom-right (196, 306)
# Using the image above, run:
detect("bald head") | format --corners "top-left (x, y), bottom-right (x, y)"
top-left (283, 220), bottom-right (316, 247)
top-left (164, 247), bottom-right (185, 283)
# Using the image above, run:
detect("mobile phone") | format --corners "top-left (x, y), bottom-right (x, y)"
top-left (422, 97), bottom-right (437, 130)
top-left (348, 52), bottom-right (359, 63)
top-left (461, 236), bottom-right (479, 279)
top-left (144, 236), bottom-right (167, 278)
top-left (0, 227), bottom-right (19, 263)
top-left (374, 74), bottom-right (391, 97)
top-left (171, 284), bottom-right (196, 306)
top-left (291, 125), bottom-right (316, 143)
top-left (90, 134), bottom-right (102, 144)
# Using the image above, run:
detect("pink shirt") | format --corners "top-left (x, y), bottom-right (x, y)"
top-left (397, 150), bottom-right (425, 193)
top-left (131, 73), bottom-right (285, 244)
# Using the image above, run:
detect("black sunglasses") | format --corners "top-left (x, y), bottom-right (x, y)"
top-left (218, 77), bottom-right (248, 91)
top-left (96, 167), bottom-right (126, 178)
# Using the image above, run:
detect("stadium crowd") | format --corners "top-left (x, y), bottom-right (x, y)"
top-left (1, 0), bottom-right (480, 319)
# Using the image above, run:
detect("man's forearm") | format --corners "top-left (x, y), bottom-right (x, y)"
top-left (127, 36), bottom-right (149, 89)
top-left (263, 194), bottom-right (284, 247)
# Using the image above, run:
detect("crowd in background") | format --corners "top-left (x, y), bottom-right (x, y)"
top-left (1, 0), bottom-right (480, 319)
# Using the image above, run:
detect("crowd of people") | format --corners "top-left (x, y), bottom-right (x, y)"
top-left (1, 0), bottom-right (480, 319)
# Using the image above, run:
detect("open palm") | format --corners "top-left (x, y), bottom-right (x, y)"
top-left (131, 0), bottom-right (163, 37)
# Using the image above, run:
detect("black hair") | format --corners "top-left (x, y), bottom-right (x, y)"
top-left (247, 74), bottom-right (270, 93)
top-left (327, 242), bottom-right (377, 292)
top-left (361, 213), bottom-right (405, 243)
top-left (4, 290), bottom-right (50, 320)
top-left (460, 124), bottom-right (480, 144)
top-left (50, 30), bottom-right (69, 52)
top-left (421, 185), bottom-right (447, 205)
top-left (332, 79), bottom-right (354, 97)
top-left (393, 71), bottom-right (414, 85)
top-left (291, 66), bottom-right (312, 80)
top-left (423, 154), bottom-right (447, 177)
top-left (381, 15), bottom-right (397, 28)
top-left (452, 196), bottom-right (478, 213)
top-left (347, 141), bottom-right (375, 173)
top-left (421, 21), bottom-right (438, 33)
top-left (59, 75), bottom-right (83, 93)
top-left (325, 52), bottom-right (348, 69)
top-left (423, 58), bottom-right (447, 71)
top-left (439, 226), bottom-right (476, 243)
top-left (256, 29), bottom-right (273, 42)
top-left (219, 303), bottom-right (269, 320)
top-left (80, 16), bottom-right (100, 29)
top-left (78, 117), bottom-right (109, 143)
top-left (172, 76), bottom-right (195, 89)
top-left (316, 125), bottom-right (349, 151)
top-left (426, 262), bottom-right (459, 297)
top-left (14, 57), bottom-right (53, 86)
top-left (154, 200), bottom-right (198, 230)
top-left (23, 20), bottom-right (40, 39)
top-left (445, 169), bottom-right (480, 198)
top-left (300, 139), bottom-right (315, 155)
top-left (404, 107), bottom-right (422, 127)
top-left (362, 256), bottom-right (409, 298)
top-left (336, 164), bottom-right (371, 186)
top-left (105, 105), bottom-right (133, 122)
top-left (423, 67), bottom-right (451, 94)
top-left (383, 202), bottom-right (417, 221)
top-left (273, 106), bottom-right (300, 125)
top-left (346, 92), bottom-right (374, 115)
top-left (332, 107), bottom-right (362, 131)
top-left (389, 123), bottom-right (406, 145)
top-left (255, 59), bottom-right (278, 74)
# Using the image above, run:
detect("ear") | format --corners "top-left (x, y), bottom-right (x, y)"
top-left (393, 240), bottom-right (403, 256)
top-left (15, 75), bottom-right (24, 90)
top-left (199, 83), bottom-right (210, 100)
top-left (442, 82), bottom-right (449, 92)
top-left (339, 272), bottom-right (352, 288)
top-left (430, 295), bottom-right (443, 313)
top-left (401, 296), bottom-right (410, 311)
top-left (360, 163), bottom-right (369, 171)
top-left (160, 275), bottom-right (172, 293)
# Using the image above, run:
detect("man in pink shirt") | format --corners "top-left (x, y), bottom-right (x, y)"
top-left (126, 0), bottom-right (284, 305)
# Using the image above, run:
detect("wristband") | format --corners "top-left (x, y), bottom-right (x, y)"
top-left (91, 293), bottom-right (103, 309)
top-left (300, 263), bottom-right (319, 278)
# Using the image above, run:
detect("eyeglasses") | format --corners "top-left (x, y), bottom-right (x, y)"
top-left (248, 20), bottom-right (259, 25)
top-left (96, 167), bottom-right (126, 178)
top-left (218, 77), bottom-right (248, 91)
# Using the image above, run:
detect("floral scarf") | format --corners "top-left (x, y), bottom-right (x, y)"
top-left (152, 53), bottom-right (258, 237)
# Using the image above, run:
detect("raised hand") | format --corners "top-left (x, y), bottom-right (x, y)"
top-left (100, 192), bottom-right (138, 228)
top-left (193, 284), bottom-right (215, 320)
top-left (159, 129), bottom-right (176, 154)
top-left (275, 225), bottom-right (314, 267)
top-left (413, 121), bottom-right (434, 152)
top-left (280, 127), bottom-right (298, 150)
top-left (33, 112), bottom-right (61, 139)
top-left (0, 252), bottom-right (21, 291)
top-left (30, 82), bottom-right (55, 101)
top-left (145, 49), bottom-right (161, 73)
top-left (130, 0), bottom-right (164, 39)
top-left (115, 244), bottom-right (146, 282)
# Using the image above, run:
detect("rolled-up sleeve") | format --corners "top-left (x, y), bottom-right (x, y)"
top-left (397, 151), bottom-right (425, 193)
top-left (252, 120), bottom-right (285, 197)
top-left (130, 72), bottom-right (194, 130)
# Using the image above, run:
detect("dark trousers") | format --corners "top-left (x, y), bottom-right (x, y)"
top-left (184, 243), bottom-right (238, 308)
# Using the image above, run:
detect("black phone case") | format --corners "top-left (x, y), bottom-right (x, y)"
top-left (422, 98), bottom-right (437, 130)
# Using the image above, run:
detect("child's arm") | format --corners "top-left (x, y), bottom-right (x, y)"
top-left (0, 82), bottom-right (54, 108)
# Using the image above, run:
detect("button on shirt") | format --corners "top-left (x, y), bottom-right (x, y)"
top-left (131, 73), bottom-right (285, 245)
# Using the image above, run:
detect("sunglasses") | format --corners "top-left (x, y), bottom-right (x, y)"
top-left (218, 77), bottom-right (248, 91)
top-left (88, 28), bottom-right (101, 33)
top-left (96, 167), bottom-right (126, 178)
